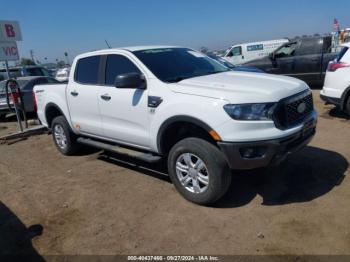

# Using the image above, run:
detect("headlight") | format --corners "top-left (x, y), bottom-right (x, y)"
top-left (223, 103), bottom-right (276, 120)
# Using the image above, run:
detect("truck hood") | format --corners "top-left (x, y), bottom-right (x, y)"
top-left (169, 71), bottom-right (309, 103)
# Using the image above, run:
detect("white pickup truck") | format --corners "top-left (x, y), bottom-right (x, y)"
top-left (34, 46), bottom-right (317, 205)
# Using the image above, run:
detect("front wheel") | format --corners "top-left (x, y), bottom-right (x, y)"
top-left (167, 138), bottom-right (232, 205)
top-left (52, 116), bottom-right (80, 155)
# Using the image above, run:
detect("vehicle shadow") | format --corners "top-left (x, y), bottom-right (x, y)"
top-left (215, 146), bottom-right (348, 208)
top-left (0, 202), bottom-right (45, 261)
top-left (98, 146), bottom-right (348, 208)
top-left (328, 107), bottom-right (350, 120)
top-left (320, 105), bottom-right (350, 121)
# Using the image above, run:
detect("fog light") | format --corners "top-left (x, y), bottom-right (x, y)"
top-left (239, 146), bottom-right (267, 159)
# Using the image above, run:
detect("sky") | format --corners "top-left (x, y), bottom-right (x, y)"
top-left (2, 0), bottom-right (350, 63)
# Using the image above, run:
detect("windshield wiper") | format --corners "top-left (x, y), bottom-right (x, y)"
top-left (165, 76), bottom-right (191, 83)
top-left (204, 70), bottom-right (228, 76)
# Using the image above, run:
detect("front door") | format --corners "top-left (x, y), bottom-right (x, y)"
top-left (97, 54), bottom-right (150, 149)
top-left (225, 46), bottom-right (243, 65)
top-left (67, 55), bottom-right (102, 135)
top-left (267, 42), bottom-right (298, 76)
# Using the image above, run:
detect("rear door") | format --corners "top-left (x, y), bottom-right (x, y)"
top-left (97, 54), bottom-right (150, 148)
top-left (293, 38), bottom-right (323, 84)
top-left (67, 55), bottom-right (103, 136)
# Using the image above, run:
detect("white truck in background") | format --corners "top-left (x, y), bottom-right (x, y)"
top-left (223, 39), bottom-right (289, 65)
top-left (33, 46), bottom-right (317, 205)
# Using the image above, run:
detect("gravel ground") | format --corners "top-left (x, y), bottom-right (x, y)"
top-left (0, 90), bottom-right (349, 257)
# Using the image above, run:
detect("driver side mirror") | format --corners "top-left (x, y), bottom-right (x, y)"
top-left (115, 73), bottom-right (146, 89)
top-left (227, 52), bottom-right (233, 57)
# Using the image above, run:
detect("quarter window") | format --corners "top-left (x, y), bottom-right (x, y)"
top-left (75, 56), bottom-right (101, 84)
top-left (105, 55), bottom-right (141, 86)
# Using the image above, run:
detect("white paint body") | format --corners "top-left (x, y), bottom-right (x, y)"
top-left (34, 46), bottom-right (311, 153)
top-left (223, 39), bottom-right (289, 65)
top-left (321, 43), bottom-right (350, 99)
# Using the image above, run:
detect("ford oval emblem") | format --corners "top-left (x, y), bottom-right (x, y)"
top-left (297, 102), bottom-right (306, 113)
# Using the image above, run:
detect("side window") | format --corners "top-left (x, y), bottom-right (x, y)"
top-left (105, 55), bottom-right (141, 86)
top-left (275, 42), bottom-right (298, 58)
top-left (75, 56), bottom-right (101, 84)
top-left (228, 46), bottom-right (242, 57)
top-left (296, 39), bottom-right (322, 56)
top-left (247, 44), bottom-right (263, 52)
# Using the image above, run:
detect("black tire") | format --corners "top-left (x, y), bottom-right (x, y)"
top-left (51, 116), bottom-right (80, 155)
top-left (0, 113), bottom-right (6, 121)
top-left (167, 137), bottom-right (232, 205)
top-left (345, 96), bottom-right (350, 116)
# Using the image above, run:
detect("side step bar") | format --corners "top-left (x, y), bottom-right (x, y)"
top-left (77, 137), bottom-right (162, 163)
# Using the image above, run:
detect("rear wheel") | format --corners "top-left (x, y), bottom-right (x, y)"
top-left (51, 116), bottom-right (80, 155)
top-left (167, 137), bottom-right (231, 205)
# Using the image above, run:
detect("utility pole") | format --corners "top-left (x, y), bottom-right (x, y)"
top-left (64, 52), bottom-right (69, 66)
top-left (30, 49), bottom-right (35, 64)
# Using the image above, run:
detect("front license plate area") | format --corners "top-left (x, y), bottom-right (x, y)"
top-left (302, 119), bottom-right (316, 137)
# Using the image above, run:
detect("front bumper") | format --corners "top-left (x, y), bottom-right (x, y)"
top-left (218, 118), bottom-right (316, 170)
top-left (320, 94), bottom-right (341, 107)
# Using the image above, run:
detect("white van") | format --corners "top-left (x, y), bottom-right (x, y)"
top-left (223, 39), bottom-right (289, 65)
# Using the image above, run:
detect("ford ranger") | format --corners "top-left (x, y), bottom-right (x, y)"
top-left (33, 46), bottom-right (317, 205)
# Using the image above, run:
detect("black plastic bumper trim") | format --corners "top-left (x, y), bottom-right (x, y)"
top-left (218, 127), bottom-right (316, 170)
top-left (320, 94), bottom-right (341, 106)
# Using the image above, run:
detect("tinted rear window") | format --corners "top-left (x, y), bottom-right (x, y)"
top-left (296, 39), bottom-right (322, 55)
top-left (337, 47), bottom-right (349, 62)
top-left (75, 56), bottom-right (100, 84)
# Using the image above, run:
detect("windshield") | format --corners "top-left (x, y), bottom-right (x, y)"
top-left (133, 48), bottom-right (230, 82)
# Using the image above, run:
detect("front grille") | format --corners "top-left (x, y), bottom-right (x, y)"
top-left (274, 90), bottom-right (314, 129)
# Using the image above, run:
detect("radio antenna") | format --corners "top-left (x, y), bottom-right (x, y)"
top-left (105, 40), bottom-right (111, 49)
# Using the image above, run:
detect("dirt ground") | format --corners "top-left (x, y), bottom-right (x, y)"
top-left (0, 90), bottom-right (349, 257)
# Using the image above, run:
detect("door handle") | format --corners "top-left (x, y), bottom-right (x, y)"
top-left (70, 91), bottom-right (79, 97)
top-left (101, 94), bottom-right (111, 101)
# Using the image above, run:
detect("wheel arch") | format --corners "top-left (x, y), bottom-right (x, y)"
top-left (156, 115), bottom-right (219, 155)
top-left (340, 85), bottom-right (350, 110)
top-left (45, 102), bottom-right (66, 128)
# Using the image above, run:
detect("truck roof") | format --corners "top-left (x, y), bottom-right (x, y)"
top-left (81, 45), bottom-right (181, 57)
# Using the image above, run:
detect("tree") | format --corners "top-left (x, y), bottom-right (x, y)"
top-left (200, 46), bottom-right (209, 54)
top-left (19, 58), bottom-right (36, 66)
top-left (56, 60), bottom-right (66, 68)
